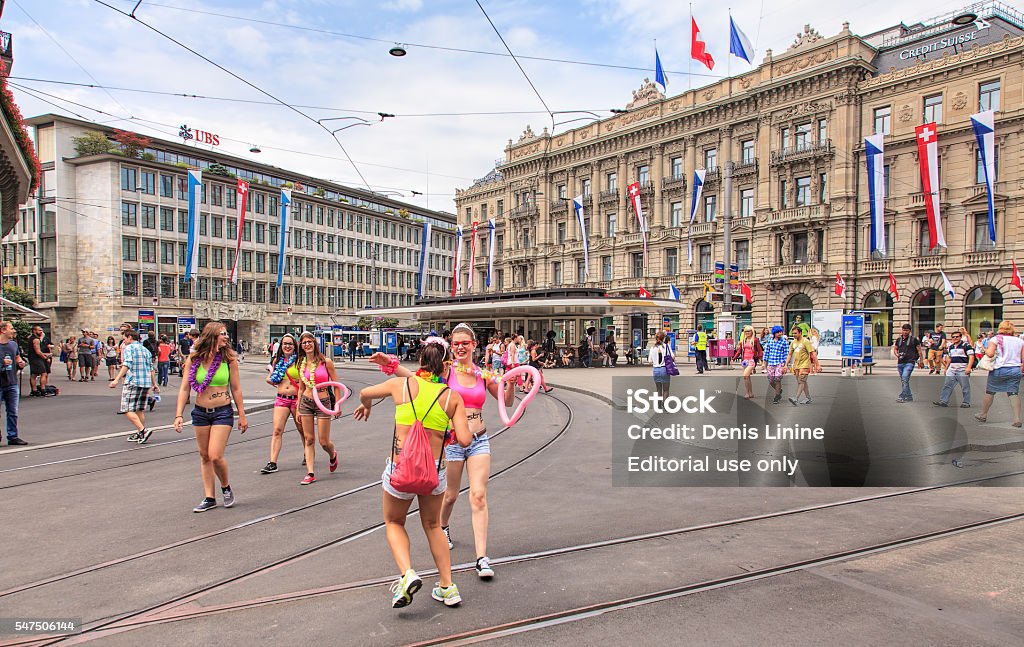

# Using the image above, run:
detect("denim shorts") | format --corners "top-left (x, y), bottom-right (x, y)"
top-left (381, 458), bottom-right (447, 500)
top-left (444, 432), bottom-right (490, 462)
top-left (191, 404), bottom-right (234, 427)
top-left (652, 366), bottom-right (669, 384)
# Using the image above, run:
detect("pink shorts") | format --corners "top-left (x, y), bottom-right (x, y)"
top-left (275, 394), bottom-right (298, 410)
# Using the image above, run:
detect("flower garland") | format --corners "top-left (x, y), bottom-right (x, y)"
top-left (299, 357), bottom-right (321, 389)
top-left (415, 369), bottom-right (445, 384)
top-left (0, 61), bottom-right (41, 194)
top-left (189, 353), bottom-right (223, 393)
top-left (452, 362), bottom-right (501, 385)
top-left (268, 354), bottom-right (296, 385)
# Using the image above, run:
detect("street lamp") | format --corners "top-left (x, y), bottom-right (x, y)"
top-left (389, 44), bottom-right (408, 57)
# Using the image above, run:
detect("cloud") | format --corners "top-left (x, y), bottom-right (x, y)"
top-left (381, 0), bottom-right (423, 11)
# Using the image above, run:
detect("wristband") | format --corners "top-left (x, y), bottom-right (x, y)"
top-left (379, 355), bottom-right (400, 376)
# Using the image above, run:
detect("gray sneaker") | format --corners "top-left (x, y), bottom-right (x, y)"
top-left (222, 488), bottom-right (235, 508)
top-left (192, 498), bottom-right (217, 513)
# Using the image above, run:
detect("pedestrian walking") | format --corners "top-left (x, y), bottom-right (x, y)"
top-left (62, 337), bottom-right (77, 381)
top-left (295, 331), bottom-right (342, 485)
top-left (0, 321), bottom-right (27, 445)
top-left (692, 328), bottom-right (709, 374)
top-left (348, 337), bottom-right (358, 362)
top-left (355, 337), bottom-right (472, 609)
top-left (28, 326), bottom-right (54, 397)
top-left (733, 326), bottom-right (763, 399)
top-left (261, 333), bottom-right (302, 475)
top-left (173, 322), bottom-right (249, 512)
top-left (974, 320), bottom-right (1023, 427)
top-left (109, 328), bottom-right (154, 444)
top-left (235, 339), bottom-right (245, 362)
top-left (763, 326), bottom-right (789, 404)
top-left (808, 328), bottom-right (822, 374)
top-left (104, 336), bottom-right (120, 380)
top-left (927, 324), bottom-right (947, 374)
top-left (649, 331), bottom-right (674, 399)
top-left (157, 335), bottom-right (172, 387)
top-left (76, 330), bottom-right (93, 382)
top-left (933, 327), bottom-right (974, 408)
top-left (90, 331), bottom-right (102, 381)
top-left (786, 326), bottom-right (814, 405)
top-left (893, 324), bottom-right (922, 402)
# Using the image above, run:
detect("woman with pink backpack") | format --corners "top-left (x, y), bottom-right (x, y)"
top-left (354, 337), bottom-right (472, 609)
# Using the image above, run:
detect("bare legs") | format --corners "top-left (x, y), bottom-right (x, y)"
top-left (195, 424), bottom-right (232, 498)
top-left (384, 492), bottom-right (453, 587)
top-left (441, 454), bottom-right (492, 559)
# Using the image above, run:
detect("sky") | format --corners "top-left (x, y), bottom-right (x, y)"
top-left (5, 0), bottom-right (971, 213)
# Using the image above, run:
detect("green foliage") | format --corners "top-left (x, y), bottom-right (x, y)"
top-left (12, 320), bottom-right (32, 352)
top-left (2, 282), bottom-right (34, 308)
top-left (2, 283), bottom-right (37, 351)
top-left (314, 187), bottom-right (326, 198)
top-left (206, 163), bottom-right (231, 177)
top-left (141, 152), bottom-right (156, 161)
top-left (71, 130), bottom-right (117, 157)
top-left (356, 316), bottom-right (399, 329)
top-left (174, 161), bottom-right (191, 169)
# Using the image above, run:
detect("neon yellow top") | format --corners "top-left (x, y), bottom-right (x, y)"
top-left (395, 378), bottom-right (450, 431)
top-left (285, 363), bottom-right (300, 384)
top-left (195, 361), bottom-right (230, 387)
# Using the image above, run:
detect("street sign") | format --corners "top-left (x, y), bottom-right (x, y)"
top-left (842, 314), bottom-right (864, 359)
top-left (1013, 298), bottom-right (1024, 305)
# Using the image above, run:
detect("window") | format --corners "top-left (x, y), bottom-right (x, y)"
top-left (256, 222), bottom-right (265, 244)
top-left (256, 253), bottom-right (266, 273)
top-left (817, 119), bottom-right (827, 144)
top-left (607, 172), bottom-right (617, 191)
top-left (704, 149), bottom-right (717, 171)
top-left (269, 224), bottom-right (278, 246)
top-left (557, 184), bottom-right (566, 199)
top-left (177, 176), bottom-right (188, 200)
top-left (794, 123), bottom-right (812, 150)
top-left (923, 94), bottom-right (942, 123)
top-left (602, 256), bottom-right (612, 281)
top-left (160, 174), bottom-right (174, 197)
top-left (974, 213), bottom-right (996, 250)
top-left (122, 237), bottom-right (138, 261)
top-left (141, 204), bottom-right (156, 229)
top-left (497, 199), bottom-right (504, 216)
top-left (976, 146), bottom-right (998, 184)
top-left (121, 202), bottom-right (137, 226)
top-left (740, 189), bottom-right (754, 217)
top-left (160, 207), bottom-right (173, 231)
top-left (780, 179), bottom-right (789, 209)
top-left (140, 171), bottom-right (155, 195)
top-left (553, 261), bottom-right (563, 285)
top-left (252, 192), bottom-right (265, 214)
top-left (979, 80), bottom-right (1000, 112)
top-left (918, 219), bottom-right (938, 255)
top-left (161, 241), bottom-right (175, 264)
top-left (210, 183), bottom-right (223, 207)
top-left (160, 275), bottom-right (176, 298)
top-left (873, 106), bottom-right (891, 135)
top-left (317, 206), bottom-right (324, 225)
top-left (665, 248), bottom-right (678, 276)
top-left (632, 253), bottom-right (644, 278)
top-left (241, 250), bottom-right (253, 272)
top-left (121, 167), bottom-right (137, 191)
top-left (671, 202), bottom-right (683, 227)
top-left (557, 221), bottom-right (566, 244)
top-left (213, 279), bottom-right (225, 301)
top-left (638, 165), bottom-right (649, 185)
top-left (178, 210), bottom-right (188, 233)
top-left (699, 245), bottom-right (711, 273)
top-left (226, 187), bottom-right (236, 210)
top-left (741, 140), bottom-right (754, 164)
top-left (781, 127), bottom-right (790, 150)
top-left (607, 213), bottom-right (616, 237)
top-left (796, 176), bottom-right (811, 206)
top-left (794, 232), bottom-right (808, 263)
top-left (819, 173), bottom-right (828, 203)
top-left (142, 239), bottom-right (157, 263)
top-left (704, 195), bottom-right (716, 222)
top-left (522, 227), bottom-right (530, 248)
top-left (122, 272), bottom-right (139, 297)
top-left (199, 245), bottom-right (208, 268)
top-left (671, 157), bottom-right (683, 179)
top-left (581, 178), bottom-right (591, 197)
top-left (199, 214), bottom-right (207, 236)
top-left (576, 258), bottom-right (587, 283)
top-left (735, 240), bottom-right (749, 270)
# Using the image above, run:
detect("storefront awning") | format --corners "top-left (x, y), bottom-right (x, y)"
top-left (347, 296), bottom-right (683, 322)
top-left (0, 298), bottom-right (50, 323)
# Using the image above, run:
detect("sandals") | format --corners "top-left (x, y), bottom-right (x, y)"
top-left (1013, 422), bottom-right (1022, 428)
top-left (973, 414), bottom-right (987, 423)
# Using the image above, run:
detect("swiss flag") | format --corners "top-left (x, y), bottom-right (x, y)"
top-left (739, 280), bottom-right (753, 304)
top-left (691, 17), bottom-right (715, 71)
top-left (834, 272), bottom-right (846, 299)
top-left (638, 287), bottom-right (652, 298)
top-left (1012, 260), bottom-right (1024, 294)
top-left (889, 272), bottom-right (899, 301)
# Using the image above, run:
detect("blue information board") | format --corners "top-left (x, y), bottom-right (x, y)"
top-left (384, 331), bottom-right (398, 354)
top-left (842, 314), bottom-right (864, 359)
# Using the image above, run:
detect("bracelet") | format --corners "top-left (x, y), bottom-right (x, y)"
top-left (174, 415), bottom-right (183, 419)
top-left (379, 354), bottom-right (400, 376)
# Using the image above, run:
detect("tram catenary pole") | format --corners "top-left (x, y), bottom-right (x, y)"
top-left (722, 160), bottom-right (733, 314)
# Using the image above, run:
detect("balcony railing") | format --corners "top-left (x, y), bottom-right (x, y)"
top-left (909, 188), bottom-right (948, 207)
top-left (768, 262), bottom-right (826, 279)
top-left (691, 272), bottom-right (714, 284)
top-left (964, 249), bottom-right (1002, 265)
top-left (662, 176), bottom-right (686, 191)
top-left (911, 255), bottom-right (944, 269)
top-left (599, 190), bottom-right (619, 204)
top-left (862, 260), bottom-right (891, 273)
top-left (550, 200), bottom-right (568, 214)
top-left (620, 232), bottom-right (645, 244)
top-left (688, 221), bottom-right (716, 236)
top-left (506, 204), bottom-right (538, 219)
top-left (770, 140), bottom-right (834, 165)
top-left (733, 159), bottom-right (758, 176)
top-left (764, 203), bottom-right (829, 225)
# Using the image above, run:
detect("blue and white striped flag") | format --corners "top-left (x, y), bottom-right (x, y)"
top-left (573, 195), bottom-right (590, 278)
top-left (971, 110), bottom-right (996, 243)
top-left (486, 219), bottom-right (495, 288)
top-left (453, 225), bottom-right (463, 295)
top-left (417, 221), bottom-right (432, 298)
top-left (183, 170), bottom-right (202, 281)
top-left (940, 269), bottom-right (955, 300)
top-left (689, 169), bottom-right (706, 224)
top-left (865, 134), bottom-right (886, 256)
top-left (654, 48), bottom-right (668, 93)
top-left (729, 16), bottom-right (754, 64)
top-left (276, 188), bottom-right (291, 288)
top-left (669, 284), bottom-right (681, 301)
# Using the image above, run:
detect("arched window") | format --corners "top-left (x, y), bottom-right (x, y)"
top-left (695, 299), bottom-right (714, 332)
top-left (964, 286), bottom-right (1002, 340)
top-left (864, 291), bottom-right (894, 347)
top-left (784, 293), bottom-right (813, 335)
top-left (911, 289), bottom-right (945, 338)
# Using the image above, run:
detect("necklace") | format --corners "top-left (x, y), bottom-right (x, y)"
top-left (452, 362), bottom-right (501, 384)
top-left (299, 357), bottom-right (320, 389)
top-left (269, 353), bottom-right (296, 385)
top-left (415, 369), bottom-right (444, 383)
top-left (189, 353), bottom-right (223, 393)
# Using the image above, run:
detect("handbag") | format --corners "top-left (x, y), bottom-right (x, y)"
top-left (663, 347), bottom-right (680, 376)
top-left (389, 380), bottom-right (448, 496)
top-left (977, 338), bottom-right (998, 371)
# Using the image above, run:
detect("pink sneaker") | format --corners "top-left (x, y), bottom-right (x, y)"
top-left (329, 452), bottom-right (339, 473)
top-left (300, 473), bottom-right (316, 485)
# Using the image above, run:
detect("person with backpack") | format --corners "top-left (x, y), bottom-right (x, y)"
top-left (355, 336), bottom-right (472, 609)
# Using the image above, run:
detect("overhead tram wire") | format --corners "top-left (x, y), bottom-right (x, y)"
top-left (92, 0), bottom-right (373, 193)
top-left (132, 0), bottom-right (724, 80)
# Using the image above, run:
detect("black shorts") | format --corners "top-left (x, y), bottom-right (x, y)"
top-left (29, 359), bottom-right (50, 375)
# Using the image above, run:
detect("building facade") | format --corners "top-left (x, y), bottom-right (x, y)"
top-left (6, 115), bottom-right (455, 343)
top-left (455, 4), bottom-right (1024, 345)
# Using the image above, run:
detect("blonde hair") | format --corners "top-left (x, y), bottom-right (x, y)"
top-left (742, 325), bottom-right (754, 338)
top-left (997, 320), bottom-right (1016, 335)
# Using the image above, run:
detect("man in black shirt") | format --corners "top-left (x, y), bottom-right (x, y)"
top-left (892, 323), bottom-right (921, 402)
top-left (927, 323), bottom-right (947, 375)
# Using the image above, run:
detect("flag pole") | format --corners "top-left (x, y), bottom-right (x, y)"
top-left (688, 3), bottom-right (693, 90)
top-left (727, 8), bottom-right (732, 95)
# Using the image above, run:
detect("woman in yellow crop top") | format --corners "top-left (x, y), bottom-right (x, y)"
top-left (354, 337), bottom-right (471, 610)
top-left (173, 322), bottom-right (248, 514)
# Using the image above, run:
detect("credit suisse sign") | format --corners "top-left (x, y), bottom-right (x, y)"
top-left (898, 30), bottom-right (981, 60)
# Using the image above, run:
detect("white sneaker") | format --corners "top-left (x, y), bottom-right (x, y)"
top-left (475, 556), bottom-right (494, 579)
top-left (442, 525), bottom-right (453, 550)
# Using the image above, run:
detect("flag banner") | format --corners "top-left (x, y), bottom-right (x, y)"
top-left (729, 16), bottom-right (754, 64)
top-left (417, 221), bottom-right (432, 298)
top-left (655, 48), bottom-right (668, 93)
top-left (687, 237), bottom-right (693, 266)
top-left (691, 17), bottom-right (715, 71)
top-left (669, 284), bottom-right (681, 301)
top-left (889, 272), bottom-right (899, 301)
top-left (865, 134), bottom-right (886, 257)
top-left (468, 221), bottom-right (478, 291)
top-left (739, 280), bottom-right (753, 304)
top-left (229, 179), bottom-right (249, 283)
top-left (940, 269), bottom-right (955, 300)
top-left (835, 272), bottom-right (846, 299)
top-left (627, 181), bottom-right (648, 268)
top-left (573, 195), bottom-right (590, 278)
top-left (689, 169), bottom-right (706, 224)
top-left (971, 110), bottom-right (996, 243)
top-left (1011, 260), bottom-right (1023, 294)
top-left (486, 219), bottom-right (496, 288)
top-left (703, 282), bottom-right (715, 300)
top-left (184, 169), bottom-right (202, 281)
top-left (452, 225), bottom-right (463, 295)
top-left (914, 122), bottom-right (946, 249)
top-left (638, 286), bottom-right (651, 298)
top-left (275, 188), bottom-right (291, 288)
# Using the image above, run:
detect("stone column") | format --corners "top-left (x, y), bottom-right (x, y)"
top-left (617, 154), bottom-right (628, 233)
top-left (653, 144), bottom-right (665, 229)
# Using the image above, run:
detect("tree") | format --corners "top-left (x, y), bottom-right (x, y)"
top-left (2, 282), bottom-right (36, 351)
top-left (356, 316), bottom-right (399, 329)
top-left (71, 130), bottom-right (117, 157)
top-left (112, 129), bottom-right (152, 158)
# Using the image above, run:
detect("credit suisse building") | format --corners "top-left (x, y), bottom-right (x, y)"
top-left (455, 4), bottom-right (1024, 344)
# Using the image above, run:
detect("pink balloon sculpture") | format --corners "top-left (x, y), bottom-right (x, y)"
top-left (497, 365), bottom-right (541, 427)
top-left (312, 381), bottom-right (351, 416)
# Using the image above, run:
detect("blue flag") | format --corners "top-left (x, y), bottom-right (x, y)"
top-left (729, 16), bottom-right (754, 64)
top-left (654, 48), bottom-right (668, 93)
top-left (184, 170), bottom-right (201, 281)
top-left (276, 188), bottom-right (291, 288)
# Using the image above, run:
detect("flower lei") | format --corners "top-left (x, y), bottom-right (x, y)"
top-left (268, 354), bottom-right (296, 385)
top-left (415, 369), bottom-right (445, 384)
top-left (299, 358), bottom-right (321, 389)
top-left (453, 362), bottom-right (501, 385)
top-left (189, 353), bottom-right (223, 393)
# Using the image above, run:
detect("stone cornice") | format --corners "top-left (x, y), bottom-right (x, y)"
top-left (860, 35), bottom-right (1024, 92)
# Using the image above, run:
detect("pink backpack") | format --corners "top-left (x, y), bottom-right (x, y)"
top-left (390, 380), bottom-right (449, 495)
